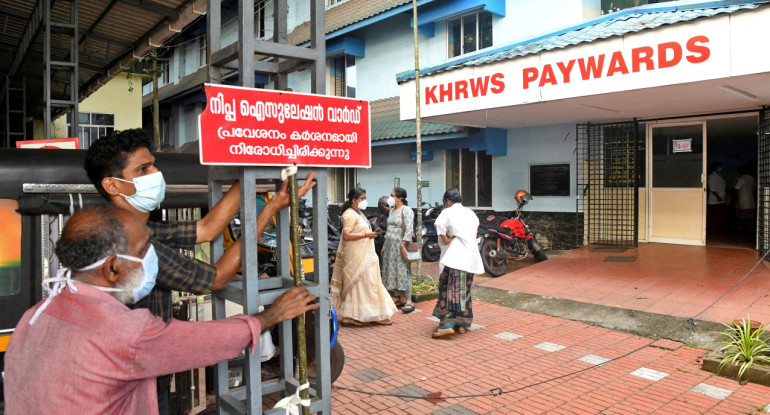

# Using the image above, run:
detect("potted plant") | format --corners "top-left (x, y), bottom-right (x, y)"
top-left (717, 316), bottom-right (770, 381)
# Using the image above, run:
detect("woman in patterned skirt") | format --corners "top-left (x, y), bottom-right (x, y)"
top-left (381, 187), bottom-right (415, 313)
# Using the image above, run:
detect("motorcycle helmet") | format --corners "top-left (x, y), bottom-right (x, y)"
top-left (377, 195), bottom-right (390, 215)
top-left (514, 190), bottom-right (532, 206)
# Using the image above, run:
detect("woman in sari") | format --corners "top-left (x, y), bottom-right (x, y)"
top-left (330, 187), bottom-right (397, 326)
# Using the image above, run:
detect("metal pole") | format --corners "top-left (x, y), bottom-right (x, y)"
top-left (152, 55), bottom-right (160, 150)
top-left (412, 0), bottom-right (423, 284)
top-left (288, 174), bottom-right (310, 415)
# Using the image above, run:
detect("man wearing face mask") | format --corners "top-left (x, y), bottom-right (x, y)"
top-left (83, 129), bottom-right (315, 413)
top-left (3, 206), bottom-right (318, 414)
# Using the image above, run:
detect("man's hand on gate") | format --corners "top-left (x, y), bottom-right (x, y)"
top-left (271, 172), bottom-right (317, 211)
top-left (255, 286), bottom-right (319, 333)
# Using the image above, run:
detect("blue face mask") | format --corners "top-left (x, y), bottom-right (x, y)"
top-left (113, 171), bottom-right (166, 213)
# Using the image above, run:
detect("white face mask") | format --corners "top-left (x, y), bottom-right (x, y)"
top-left (28, 247), bottom-right (158, 325)
top-left (357, 199), bottom-right (368, 210)
top-left (113, 171), bottom-right (166, 213)
top-left (387, 196), bottom-right (395, 208)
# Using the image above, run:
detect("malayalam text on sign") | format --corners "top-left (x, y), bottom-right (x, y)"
top-left (199, 84), bottom-right (371, 167)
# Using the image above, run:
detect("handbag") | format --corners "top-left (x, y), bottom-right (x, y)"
top-left (401, 208), bottom-right (421, 262)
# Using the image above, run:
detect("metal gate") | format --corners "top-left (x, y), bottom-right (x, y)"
top-left (759, 107), bottom-right (770, 258)
top-left (576, 121), bottom-right (639, 247)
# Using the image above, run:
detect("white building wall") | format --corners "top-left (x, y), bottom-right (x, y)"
top-left (358, 144), bottom-right (445, 205)
top-left (493, 123), bottom-right (577, 212)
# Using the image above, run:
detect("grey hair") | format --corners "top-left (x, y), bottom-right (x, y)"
top-left (54, 206), bottom-right (129, 271)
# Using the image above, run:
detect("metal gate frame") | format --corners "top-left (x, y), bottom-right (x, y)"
top-left (759, 107), bottom-right (770, 258)
top-left (576, 121), bottom-right (639, 247)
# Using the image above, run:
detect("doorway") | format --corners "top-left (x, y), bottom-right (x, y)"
top-left (647, 122), bottom-right (706, 245)
top-left (705, 116), bottom-right (759, 249)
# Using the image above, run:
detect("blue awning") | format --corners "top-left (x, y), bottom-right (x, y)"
top-left (411, 0), bottom-right (506, 36)
top-left (327, 37), bottom-right (365, 58)
top-left (409, 128), bottom-right (506, 161)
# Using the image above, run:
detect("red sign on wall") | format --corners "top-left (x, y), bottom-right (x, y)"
top-left (199, 84), bottom-right (371, 167)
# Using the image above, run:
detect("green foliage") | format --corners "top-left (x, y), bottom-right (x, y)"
top-left (412, 276), bottom-right (438, 295)
top-left (718, 316), bottom-right (770, 381)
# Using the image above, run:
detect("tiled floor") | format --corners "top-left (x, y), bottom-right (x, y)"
top-left (479, 243), bottom-right (770, 324)
top-left (324, 301), bottom-right (770, 414)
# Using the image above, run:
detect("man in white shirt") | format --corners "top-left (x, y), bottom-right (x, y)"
top-left (734, 165), bottom-right (757, 234)
top-left (707, 162), bottom-right (728, 231)
top-left (432, 189), bottom-right (484, 339)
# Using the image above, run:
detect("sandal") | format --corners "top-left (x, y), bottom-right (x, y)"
top-left (373, 319), bottom-right (393, 325)
top-left (401, 303), bottom-right (415, 314)
top-left (341, 318), bottom-right (363, 326)
top-left (431, 328), bottom-right (454, 339)
top-left (455, 326), bottom-right (466, 334)
top-left (393, 299), bottom-right (406, 308)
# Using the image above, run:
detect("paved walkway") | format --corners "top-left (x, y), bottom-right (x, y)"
top-left (328, 300), bottom-right (770, 414)
top-left (478, 243), bottom-right (770, 325)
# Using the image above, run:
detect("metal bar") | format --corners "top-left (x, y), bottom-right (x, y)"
top-left (207, 0), bottom-right (221, 83)
top-left (208, 176), bottom-right (230, 415)
top-left (273, 0), bottom-right (288, 90)
top-left (310, 0), bottom-right (325, 94)
top-left (239, 0), bottom-right (255, 89)
top-left (312, 169), bottom-right (331, 414)
top-left (239, 167), bottom-right (261, 414)
top-left (44, 0), bottom-right (51, 140)
top-left (219, 394), bottom-right (247, 414)
top-left (23, 183), bottom-right (234, 193)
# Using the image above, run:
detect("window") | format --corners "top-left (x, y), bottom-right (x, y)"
top-left (330, 168), bottom-right (356, 204)
top-left (66, 112), bottom-right (115, 149)
top-left (161, 61), bottom-right (170, 85)
top-left (602, 0), bottom-right (673, 13)
top-left (446, 149), bottom-right (492, 207)
top-left (198, 36), bottom-right (207, 67)
top-left (326, 0), bottom-right (346, 7)
top-left (160, 116), bottom-right (171, 147)
top-left (329, 54), bottom-right (356, 98)
top-left (255, 0), bottom-right (266, 39)
top-left (447, 10), bottom-right (493, 58)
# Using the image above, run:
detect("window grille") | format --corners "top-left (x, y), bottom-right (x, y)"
top-left (576, 122), bottom-right (639, 247)
top-left (759, 107), bottom-right (770, 259)
top-left (447, 10), bottom-right (493, 58)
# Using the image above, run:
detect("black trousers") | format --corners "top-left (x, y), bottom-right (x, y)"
top-left (157, 374), bottom-right (171, 415)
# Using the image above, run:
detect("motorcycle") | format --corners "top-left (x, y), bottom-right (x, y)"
top-left (478, 190), bottom-right (548, 277)
top-left (369, 196), bottom-right (390, 264)
top-left (419, 202), bottom-right (443, 262)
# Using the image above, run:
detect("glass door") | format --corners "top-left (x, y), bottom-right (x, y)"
top-left (647, 122), bottom-right (706, 245)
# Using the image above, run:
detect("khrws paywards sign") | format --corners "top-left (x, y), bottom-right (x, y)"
top-left (199, 84), bottom-right (371, 167)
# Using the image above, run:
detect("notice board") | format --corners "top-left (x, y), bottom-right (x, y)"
top-left (198, 84), bottom-right (371, 167)
top-left (530, 163), bottom-right (570, 197)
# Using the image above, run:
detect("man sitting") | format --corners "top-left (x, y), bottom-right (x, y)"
top-left (3, 206), bottom-right (318, 414)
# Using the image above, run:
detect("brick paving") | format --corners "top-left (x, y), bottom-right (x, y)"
top-left (478, 243), bottom-right (770, 325)
top-left (328, 300), bottom-right (770, 414)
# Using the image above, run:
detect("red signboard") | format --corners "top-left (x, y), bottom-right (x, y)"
top-left (199, 84), bottom-right (371, 167)
top-left (16, 137), bottom-right (80, 149)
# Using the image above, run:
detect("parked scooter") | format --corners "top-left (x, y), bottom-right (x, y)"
top-left (478, 190), bottom-right (548, 277)
top-left (419, 202), bottom-right (443, 262)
